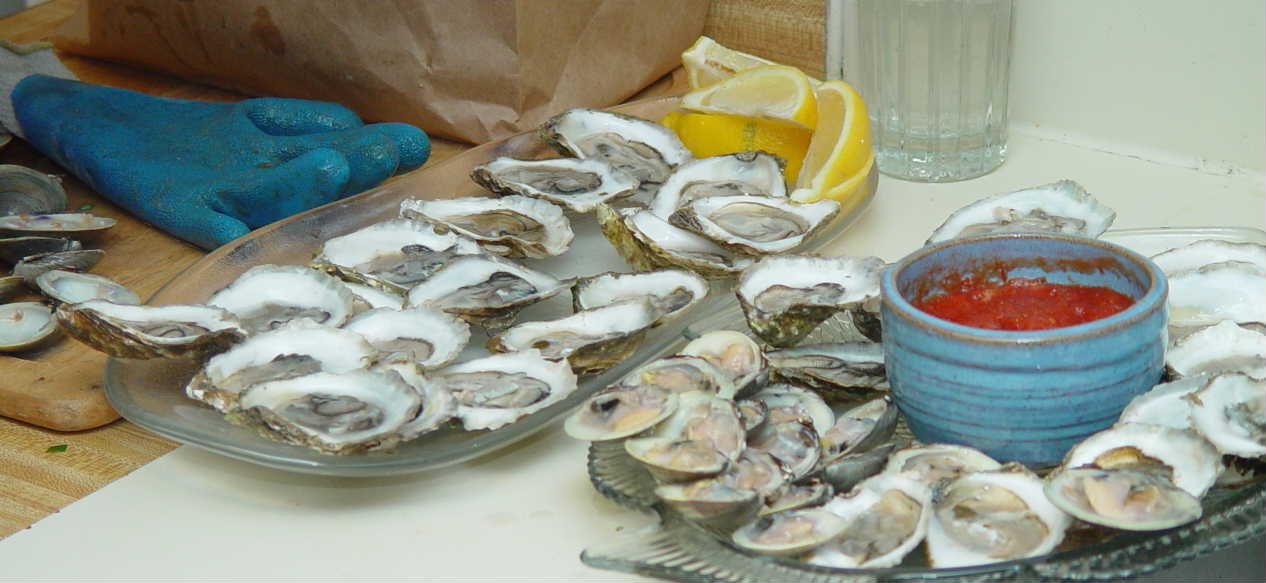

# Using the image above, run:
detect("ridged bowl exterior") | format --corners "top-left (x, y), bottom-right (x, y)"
top-left (881, 233), bottom-right (1168, 466)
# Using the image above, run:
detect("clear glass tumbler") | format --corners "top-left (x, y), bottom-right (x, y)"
top-left (850, 0), bottom-right (1013, 182)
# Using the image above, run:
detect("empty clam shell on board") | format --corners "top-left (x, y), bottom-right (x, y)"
top-left (13, 249), bottom-right (105, 282)
top-left (0, 301), bottom-right (59, 352)
top-left (0, 165), bottom-right (66, 216)
top-left (0, 212), bottom-right (116, 240)
top-left (34, 269), bottom-right (139, 305)
top-left (0, 275), bottom-right (23, 301)
top-left (0, 235), bottom-right (81, 264)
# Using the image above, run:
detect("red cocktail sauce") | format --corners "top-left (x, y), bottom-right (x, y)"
top-left (913, 277), bottom-right (1135, 331)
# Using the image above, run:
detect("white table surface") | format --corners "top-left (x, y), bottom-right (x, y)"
top-left (2, 128), bottom-right (1263, 582)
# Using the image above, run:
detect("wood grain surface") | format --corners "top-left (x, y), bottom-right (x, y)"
top-left (0, 0), bottom-right (822, 540)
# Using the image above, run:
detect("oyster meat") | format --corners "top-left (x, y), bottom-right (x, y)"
top-left (56, 300), bottom-right (245, 360)
top-left (649, 151), bottom-right (787, 218)
top-left (1165, 319), bottom-right (1266, 379)
top-left (540, 108), bottom-right (692, 196)
top-left (1187, 372), bottom-right (1265, 458)
top-left (405, 253), bottom-right (571, 330)
top-left (433, 349), bottom-right (579, 431)
top-left (1165, 260), bottom-right (1266, 329)
top-left (487, 299), bottom-right (658, 375)
top-left (596, 203), bottom-right (754, 279)
top-left (766, 341), bottom-right (888, 393)
top-left (399, 195), bottom-right (574, 258)
top-left (342, 306), bottom-right (470, 369)
top-left (572, 269), bottom-right (709, 326)
top-left (669, 195), bottom-right (840, 255)
top-left (312, 218), bottom-right (482, 294)
top-left (470, 157), bottom-right (639, 213)
top-left (736, 254), bottom-right (884, 347)
top-left (233, 369), bottom-right (421, 454)
top-left (207, 265), bottom-right (356, 334)
top-left (925, 180), bottom-right (1116, 245)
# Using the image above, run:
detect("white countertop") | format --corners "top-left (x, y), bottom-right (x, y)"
top-left (1, 128), bottom-right (1263, 582)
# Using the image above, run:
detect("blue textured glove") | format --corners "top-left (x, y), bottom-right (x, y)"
top-left (11, 74), bottom-right (430, 249)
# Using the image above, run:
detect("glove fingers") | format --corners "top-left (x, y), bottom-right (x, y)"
top-left (365, 122), bottom-right (431, 172)
top-left (213, 148), bottom-right (351, 228)
top-left (241, 98), bottom-right (363, 136)
top-left (186, 210), bottom-right (253, 251)
top-left (276, 130), bottom-right (399, 195)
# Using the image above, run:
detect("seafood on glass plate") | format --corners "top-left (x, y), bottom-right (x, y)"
top-left (566, 182), bottom-right (1265, 580)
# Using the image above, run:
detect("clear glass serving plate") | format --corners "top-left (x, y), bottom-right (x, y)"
top-left (580, 226), bottom-right (1266, 582)
top-left (103, 96), bottom-right (879, 477)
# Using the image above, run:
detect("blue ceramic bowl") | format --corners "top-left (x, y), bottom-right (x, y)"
top-left (880, 232), bottom-right (1168, 466)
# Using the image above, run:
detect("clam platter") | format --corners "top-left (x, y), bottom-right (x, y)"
top-left (102, 96), bottom-right (879, 476)
top-left (578, 226), bottom-right (1266, 583)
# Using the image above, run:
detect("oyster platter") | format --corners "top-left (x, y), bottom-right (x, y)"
top-left (97, 97), bottom-right (878, 475)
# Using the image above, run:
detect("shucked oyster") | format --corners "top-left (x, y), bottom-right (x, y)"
top-left (540, 108), bottom-right (692, 196)
top-left (232, 369), bottom-right (422, 454)
top-left (925, 180), bottom-right (1116, 245)
top-left (57, 300), bottom-right (246, 360)
top-left (312, 218), bottom-right (482, 294)
top-left (571, 269), bottom-right (709, 326)
top-left (342, 306), bottom-right (470, 370)
top-left (597, 203), bottom-right (755, 279)
top-left (649, 151), bottom-right (787, 218)
top-left (432, 349), bottom-right (579, 431)
top-left (207, 265), bottom-right (356, 334)
top-left (669, 195), bottom-right (840, 256)
top-left (1165, 260), bottom-right (1266, 329)
top-left (767, 341), bottom-right (888, 393)
top-left (399, 195), bottom-right (574, 259)
top-left (470, 157), bottom-right (639, 213)
top-left (185, 322), bottom-right (376, 412)
top-left (487, 299), bottom-right (659, 376)
top-left (736, 254), bottom-right (885, 347)
top-left (405, 254), bottom-right (571, 330)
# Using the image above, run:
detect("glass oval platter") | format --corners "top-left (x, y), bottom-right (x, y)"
top-left (578, 226), bottom-right (1266, 582)
top-left (103, 96), bottom-right (880, 477)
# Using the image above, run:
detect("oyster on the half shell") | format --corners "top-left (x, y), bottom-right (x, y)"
top-left (925, 180), bottom-right (1116, 245)
top-left (432, 349), bottom-right (579, 431)
top-left (596, 203), bottom-right (755, 279)
top-left (540, 108), bottom-right (692, 196)
top-left (405, 253), bottom-right (571, 330)
top-left (312, 218), bottom-right (482, 294)
top-left (669, 195), bottom-right (840, 256)
top-left (399, 195), bottom-right (574, 259)
top-left (572, 269), bottom-right (709, 326)
top-left (470, 157), bottom-right (639, 213)
top-left (649, 151), bottom-right (787, 218)
top-left (207, 265), bottom-right (356, 334)
top-left (56, 300), bottom-right (246, 360)
top-left (736, 254), bottom-right (885, 347)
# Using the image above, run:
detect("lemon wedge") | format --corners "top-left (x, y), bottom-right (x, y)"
top-left (791, 80), bottom-right (872, 203)
top-left (681, 36), bottom-right (781, 89)
top-left (660, 111), bottom-right (812, 182)
top-left (679, 65), bottom-right (818, 131)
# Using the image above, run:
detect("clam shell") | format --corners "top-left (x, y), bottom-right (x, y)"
top-left (0, 301), bottom-right (59, 352)
top-left (0, 235), bottom-right (81, 264)
top-left (14, 249), bottom-right (105, 282)
top-left (0, 165), bottom-right (66, 216)
top-left (0, 212), bottom-right (116, 240)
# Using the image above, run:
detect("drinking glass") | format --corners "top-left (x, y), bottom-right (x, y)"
top-left (848, 0), bottom-right (1013, 182)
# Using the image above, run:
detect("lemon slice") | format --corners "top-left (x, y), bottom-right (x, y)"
top-left (681, 36), bottom-right (781, 89)
top-left (660, 111), bottom-right (812, 182)
top-left (679, 65), bottom-right (818, 131)
top-left (791, 80), bottom-right (872, 203)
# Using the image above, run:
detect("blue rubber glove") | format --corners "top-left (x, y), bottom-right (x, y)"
top-left (11, 74), bottom-right (430, 249)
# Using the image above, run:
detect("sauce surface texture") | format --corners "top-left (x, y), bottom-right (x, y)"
top-left (913, 277), bottom-right (1135, 331)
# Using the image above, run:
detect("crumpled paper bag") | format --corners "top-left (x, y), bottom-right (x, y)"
top-left (51, 0), bottom-right (709, 143)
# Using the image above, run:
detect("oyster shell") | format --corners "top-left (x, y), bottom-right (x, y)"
top-left (1165, 319), bottom-right (1266, 379)
top-left (925, 180), bottom-right (1116, 245)
top-left (883, 443), bottom-right (1003, 488)
top-left (340, 281), bottom-right (404, 311)
top-left (185, 322), bottom-right (377, 413)
top-left (432, 349), bottom-right (579, 431)
top-left (207, 265), bottom-right (355, 334)
top-left (375, 361), bottom-right (456, 440)
top-left (405, 254), bottom-right (571, 330)
top-left (766, 341), bottom-right (888, 393)
top-left (1044, 467), bottom-right (1203, 531)
top-left (232, 369), bottom-right (421, 454)
top-left (399, 195), bottom-right (574, 258)
top-left (342, 306), bottom-right (469, 369)
top-left (540, 108), bottom-right (692, 196)
top-left (925, 464), bottom-right (1070, 568)
top-left (803, 473), bottom-right (932, 569)
top-left (312, 218), bottom-right (482, 294)
top-left (736, 255), bottom-right (885, 347)
top-left (470, 157), bottom-right (639, 213)
top-left (1187, 372), bottom-right (1265, 458)
top-left (0, 301), bottom-right (58, 352)
top-left (34, 269), bottom-right (139, 305)
top-left (649, 151), bottom-right (787, 218)
top-left (1166, 260), bottom-right (1266, 329)
top-left (1116, 374), bottom-right (1209, 429)
top-left (1150, 239), bottom-right (1266, 275)
top-left (596, 203), bottom-right (755, 279)
top-left (56, 300), bottom-right (245, 360)
top-left (669, 195), bottom-right (840, 255)
top-left (487, 299), bottom-right (658, 375)
top-left (572, 269), bottom-right (709, 326)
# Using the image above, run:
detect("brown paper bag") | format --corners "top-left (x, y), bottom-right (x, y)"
top-left (51, 1), bottom-right (709, 144)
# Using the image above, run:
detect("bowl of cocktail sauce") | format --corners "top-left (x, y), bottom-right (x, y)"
top-left (880, 232), bottom-right (1168, 466)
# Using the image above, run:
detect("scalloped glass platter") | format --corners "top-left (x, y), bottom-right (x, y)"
top-left (103, 96), bottom-right (879, 477)
top-left (578, 226), bottom-right (1266, 582)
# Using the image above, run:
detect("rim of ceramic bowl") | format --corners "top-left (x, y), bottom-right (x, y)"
top-left (881, 232), bottom-right (1168, 345)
